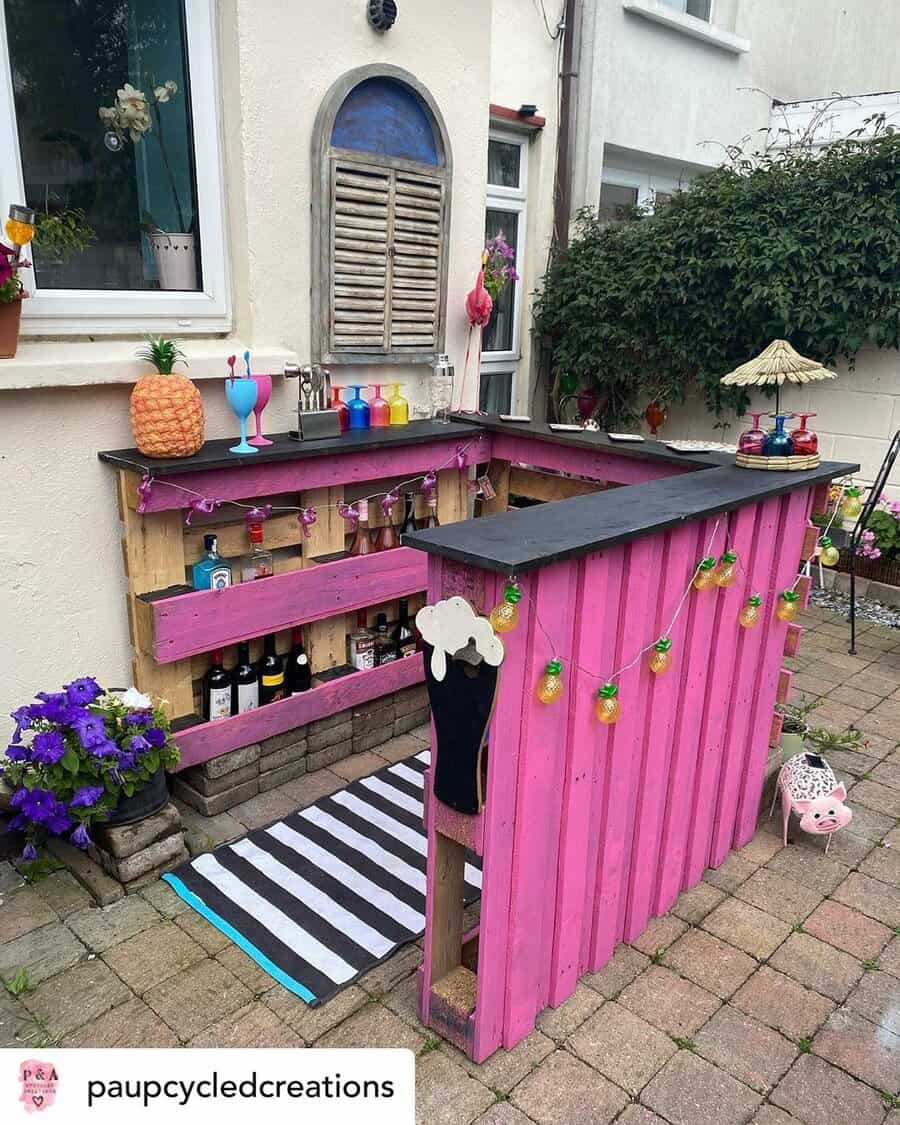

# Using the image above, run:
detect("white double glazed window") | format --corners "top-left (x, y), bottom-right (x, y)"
top-left (480, 128), bottom-right (528, 414)
top-left (659, 0), bottom-right (712, 21)
top-left (599, 163), bottom-right (682, 223)
top-left (0, 0), bottom-right (229, 334)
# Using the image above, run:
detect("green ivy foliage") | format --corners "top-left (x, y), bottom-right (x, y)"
top-left (534, 127), bottom-right (900, 425)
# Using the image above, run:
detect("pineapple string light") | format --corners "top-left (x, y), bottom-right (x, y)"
top-left (713, 550), bottom-right (739, 587)
top-left (490, 583), bottom-right (522, 633)
top-left (842, 486), bottom-right (863, 520)
top-left (693, 557), bottom-right (718, 591)
top-left (776, 590), bottom-right (801, 622)
top-left (818, 536), bottom-right (840, 567)
top-left (536, 660), bottom-right (564, 704)
top-left (738, 594), bottom-right (763, 628)
top-left (649, 637), bottom-right (673, 674)
top-left (595, 684), bottom-right (621, 724)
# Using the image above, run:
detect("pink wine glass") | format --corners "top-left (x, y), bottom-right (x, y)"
top-left (248, 374), bottom-right (273, 446)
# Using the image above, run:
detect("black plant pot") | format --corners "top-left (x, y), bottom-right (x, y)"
top-left (105, 766), bottom-right (170, 827)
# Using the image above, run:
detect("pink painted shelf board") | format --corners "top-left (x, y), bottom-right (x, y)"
top-left (146, 547), bottom-right (428, 664)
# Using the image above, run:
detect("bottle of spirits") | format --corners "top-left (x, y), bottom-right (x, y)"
top-left (391, 598), bottom-right (416, 659)
top-left (348, 610), bottom-right (375, 670)
top-left (422, 496), bottom-right (440, 529)
top-left (400, 492), bottom-right (417, 540)
top-left (374, 612), bottom-right (397, 666)
top-left (350, 499), bottom-right (376, 556)
top-left (232, 640), bottom-right (259, 714)
top-left (192, 534), bottom-right (232, 590)
top-left (376, 511), bottom-right (399, 552)
top-left (286, 626), bottom-right (312, 694)
top-left (203, 650), bottom-right (232, 721)
top-left (258, 633), bottom-right (285, 704)
top-left (241, 523), bottom-right (274, 582)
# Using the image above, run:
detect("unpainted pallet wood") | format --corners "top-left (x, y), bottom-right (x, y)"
top-left (301, 486), bottom-right (346, 674)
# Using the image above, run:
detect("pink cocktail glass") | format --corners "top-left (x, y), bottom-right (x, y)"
top-left (248, 374), bottom-right (273, 446)
top-left (738, 412), bottom-right (766, 455)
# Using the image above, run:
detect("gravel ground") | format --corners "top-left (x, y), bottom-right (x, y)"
top-left (808, 584), bottom-right (900, 629)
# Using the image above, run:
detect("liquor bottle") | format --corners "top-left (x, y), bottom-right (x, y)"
top-left (422, 496), bottom-right (440, 529)
top-left (400, 492), bottom-right (417, 540)
top-left (286, 626), bottom-right (312, 694)
top-left (241, 523), bottom-right (274, 582)
top-left (350, 499), bottom-right (376, 556)
top-left (203, 650), bottom-right (232, 722)
top-left (376, 502), bottom-right (399, 551)
top-left (258, 633), bottom-right (285, 704)
top-left (391, 598), bottom-right (416, 659)
top-left (348, 610), bottom-right (375, 670)
top-left (192, 534), bottom-right (232, 590)
top-left (231, 640), bottom-right (259, 714)
top-left (374, 612), bottom-right (397, 666)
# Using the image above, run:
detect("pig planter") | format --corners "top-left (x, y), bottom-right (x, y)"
top-left (772, 752), bottom-right (853, 853)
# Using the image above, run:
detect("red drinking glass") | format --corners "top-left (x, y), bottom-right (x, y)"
top-left (792, 413), bottom-right (818, 456)
top-left (331, 386), bottom-right (350, 433)
top-left (738, 412), bottom-right (766, 455)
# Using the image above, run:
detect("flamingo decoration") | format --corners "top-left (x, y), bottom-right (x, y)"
top-left (459, 252), bottom-right (493, 413)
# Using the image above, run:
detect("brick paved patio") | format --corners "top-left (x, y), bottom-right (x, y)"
top-left (2, 604), bottom-right (899, 1124)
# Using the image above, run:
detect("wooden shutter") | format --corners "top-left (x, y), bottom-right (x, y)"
top-left (329, 159), bottom-right (445, 357)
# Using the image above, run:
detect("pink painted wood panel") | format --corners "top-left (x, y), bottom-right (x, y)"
top-left (623, 523), bottom-right (699, 942)
top-left (151, 547), bottom-right (427, 663)
top-left (784, 623), bottom-right (804, 658)
top-left (549, 550), bottom-right (611, 1005)
top-left (137, 433), bottom-right (493, 512)
top-left (491, 432), bottom-right (693, 487)
top-left (503, 561), bottom-right (578, 1045)
top-left (175, 654), bottom-right (424, 769)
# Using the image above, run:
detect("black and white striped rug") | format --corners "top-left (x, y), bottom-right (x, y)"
top-left (163, 749), bottom-right (482, 1006)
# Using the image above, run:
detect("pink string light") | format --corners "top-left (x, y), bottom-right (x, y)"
top-left (184, 497), bottom-right (222, 526)
top-left (298, 507), bottom-right (318, 538)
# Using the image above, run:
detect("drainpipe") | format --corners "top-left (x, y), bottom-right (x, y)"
top-left (553, 0), bottom-right (583, 253)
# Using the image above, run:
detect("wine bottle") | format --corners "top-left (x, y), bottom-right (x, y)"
top-left (377, 513), bottom-right (399, 551)
top-left (350, 499), bottom-right (376, 556)
top-left (286, 626), bottom-right (312, 694)
top-left (374, 612), bottom-right (397, 666)
top-left (203, 649), bottom-right (232, 722)
top-left (349, 610), bottom-right (375, 670)
top-left (391, 598), bottom-right (416, 659)
top-left (423, 496), bottom-right (440, 529)
top-left (232, 640), bottom-right (259, 714)
top-left (400, 492), bottom-right (417, 539)
top-left (258, 633), bottom-right (285, 704)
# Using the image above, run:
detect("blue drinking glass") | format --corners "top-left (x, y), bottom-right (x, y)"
top-left (347, 384), bottom-right (371, 430)
top-left (225, 377), bottom-right (260, 454)
top-left (763, 413), bottom-right (795, 457)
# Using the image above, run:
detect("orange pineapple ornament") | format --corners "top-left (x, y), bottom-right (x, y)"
top-left (693, 556), bottom-right (717, 591)
top-left (130, 335), bottom-right (204, 458)
top-left (713, 550), bottom-right (738, 588)
top-left (595, 683), bottom-right (621, 724)
top-left (536, 660), bottom-right (564, 704)
top-left (649, 637), bottom-right (673, 674)
top-left (738, 594), bottom-right (762, 628)
top-left (776, 590), bottom-right (801, 622)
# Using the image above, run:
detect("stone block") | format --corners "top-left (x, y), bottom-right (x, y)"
top-left (93, 831), bottom-right (187, 884)
top-left (352, 709), bottom-right (394, 739)
top-left (352, 693), bottom-right (394, 721)
top-left (173, 775), bottom-right (259, 816)
top-left (393, 684), bottom-right (429, 717)
top-left (123, 845), bottom-right (190, 892)
top-left (393, 706), bottom-right (430, 736)
top-left (93, 803), bottom-right (182, 860)
top-left (307, 740), bottom-right (353, 772)
top-left (259, 727), bottom-right (308, 756)
top-left (46, 837), bottom-right (124, 906)
top-left (258, 739), bottom-right (307, 772)
top-left (307, 719), bottom-right (353, 754)
top-left (351, 727), bottom-right (393, 754)
top-left (308, 709), bottom-right (352, 737)
top-left (197, 743), bottom-right (260, 780)
top-left (259, 758), bottom-right (308, 792)
top-left (179, 762), bottom-right (259, 797)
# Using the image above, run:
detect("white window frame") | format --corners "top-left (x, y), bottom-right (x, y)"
top-left (0, 0), bottom-right (230, 335)
top-left (482, 128), bottom-right (528, 387)
top-left (601, 165), bottom-right (683, 214)
top-left (659, 0), bottom-right (714, 23)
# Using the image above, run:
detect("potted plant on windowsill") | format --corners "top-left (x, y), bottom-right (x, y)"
top-left (1, 679), bottom-right (180, 862)
top-left (0, 217), bottom-right (32, 359)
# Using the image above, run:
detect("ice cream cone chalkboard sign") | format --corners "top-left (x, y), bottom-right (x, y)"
top-left (416, 598), bottom-right (504, 815)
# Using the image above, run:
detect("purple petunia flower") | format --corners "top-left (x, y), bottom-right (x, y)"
top-left (22, 842), bottom-right (38, 862)
top-left (71, 823), bottom-right (91, 849)
top-left (9, 813), bottom-right (28, 831)
top-left (89, 739), bottom-right (119, 759)
top-left (10, 706), bottom-right (32, 741)
top-left (125, 710), bottom-right (153, 726)
top-left (116, 752), bottom-right (138, 771)
top-left (70, 785), bottom-right (105, 809)
top-left (31, 694), bottom-right (78, 725)
top-left (44, 802), bottom-right (72, 835)
top-left (72, 711), bottom-right (108, 749)
top-left (18, 788), bottom-right (59, 824)
top-left (31, 731), bottom-right (66, 765)
top-left (128, 733), bottom-right (151, 753)
top-left (64, 677), bottom-right (103, 706)
top-left (143, 727), bottom-right (166, 748)
top-left (5, 744), bottom-right (30, 762)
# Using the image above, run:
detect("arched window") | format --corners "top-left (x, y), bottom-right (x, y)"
top-left (312, 66), bottom-right (452, 364)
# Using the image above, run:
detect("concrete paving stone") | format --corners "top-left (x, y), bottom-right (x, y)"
top-left (820, 826), bottom-right (876, 867)
top-left (200, 742), bottom-right (261, 779)
top-left (358, 944), bottom-right (423, 997)
top-left (826, 685), bottom-right (887, 712)
top-left (0, 887), bottom-right (57, 944)
top-left (188, 1000), bottom-right (303, 1048)
top-left (630, 913), bottom-right (689, 956)
top-left (382, 972), bottom-right (429, 1035)
top-left (812, 1005), bottom-right (900, 1091)
top-left (567, 1000), bottom-right (676, 1095)
top-left (535, 981), bottom-right (603, 1042)
top-left (0, 991), bottom-right (42, 1048)
top-left (144, 958), bottom-right (252, 1042)
top-left (259, 727), bottom-right (308, 756)
top-left (281, 768), bottom-right (345, 808)
top-left (803, 900), bottom-right (893, 961)
top-left (308, 720), bottom-right (354, 755)
top-left (618, 965), bottom-right (721, 1038)
top-left (22, 958), bottom-right (129, 1040)
top-left (66, 894), bottom-right (161, 952)
top-left (765, 847), bottom-right (849, 897)
top-left (854, 710), bottom-right (900, 742)
top-left (855, 730), bottom-right (900, 760)
top-left (173, 803), bottom-right (244, 853)
top-left (229, 786), bottom-right (302, 830)
top-left (174, 910), bottom-right (232, 954)
top-left (735, 869), bottom-right (823, 926)
top-left (173, 776), bottom-right (259, 817)
top-left (215, 945), bottom-right (277, 995)
top-left (31, 871), bottom-right (92, 920)
top-left (139, 878), bottom-right (192, 918)
top-left (308, 739), bottom-right (354, 770)
top-left (615, 1108), bottom-right (669, 1125)
top-left (881, 935), bottom-right (900, 978)
top-left (844, 970), bottom-right (900, 1035)
top-left (845, 671), bottom-right (900, 703)
top-left (731, 966), bottom-right (835, 1041)
top-left (103, 920), bottom-right (207, 995)
top-left (694, 1004), bottom-right (798, 1094)
top-left (473, 1105), bottom-right (540, 1125)
top-left (705, 852), bottom-right (760, 893)
top-left (672, 882), bottom-right (727, 925)
top-left (264, 984), bottom-right (368, 1043)
top-left (701, 898), bottom-right (793, 960)
top-left (768, 932), bottom-right (864, 1003)
top-left (871, 759), bottom-right (900, 791)
top-left (377, 732), bottom-right (432, 764)
top-left (834, 872), bottom-right (900, 928)
top-left (60, 996), bottom-right (179, 1047)
top-left (512, 1049), bottom-right (628, 1125)
top-left (820, 747), bottom-right (881, 778)
top-left (259, 739), bottom-right (308, 773)
top-left (665, 928), bottom-right (758, 999)
top-left (0, 922), bottom-right (85, 986)
top-left (771, 1054), bottom-right (886, 1125)
top-left (583, 944), bottom-right (650, 999)
top-left (808, 699), bottom-right (869, 729)
top-left (319, 1000), bottom-right (425, 1051)
top-left (331, 750), bottom-right (387, 782)
top-left (415, 1050), bottom-right (494, 1125)
top-left (642, 1049), bottom-right (762, 1125)
top-left (442, 1029), bottom-right (555, 1095)
top-left (860, 843), bottom-right (900, 888)
top-left (738, 832), bottom-right (786, 867)
top-left (749, 1108), bottom-right (800, 1125)
top-left (0, 861), bottom-right (25, 894)
top-left (851, 779), bottom-right (900, 818)
top-left (258, 758), bottom-right (308, 792)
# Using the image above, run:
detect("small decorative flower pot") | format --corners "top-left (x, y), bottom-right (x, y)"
top-left (0, 294), bottom-right (25, 358)
top-left (780, 731), bottom-right (806, 761)
top-left (105, 765), bottom-right (169, 827)
top-left (149, 232), bottom-right (197, 290)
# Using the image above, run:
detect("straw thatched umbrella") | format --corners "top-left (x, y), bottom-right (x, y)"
top-left (719, 339), bottom-right (836, 415)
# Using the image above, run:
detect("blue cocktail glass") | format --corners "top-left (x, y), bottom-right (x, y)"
top-left (763, 413), bottom-right (795, 457)
top-left (225, 377), bottom-right (260, 454)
